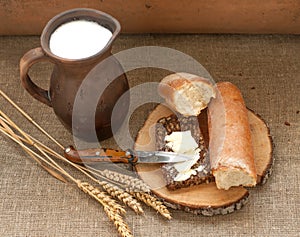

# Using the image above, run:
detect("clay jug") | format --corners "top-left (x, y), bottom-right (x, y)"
top-left (20, 8), bottom-right (129, 142)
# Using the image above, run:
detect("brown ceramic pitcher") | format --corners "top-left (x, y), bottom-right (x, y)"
top-left (20, 8), bottom-right (129, 141)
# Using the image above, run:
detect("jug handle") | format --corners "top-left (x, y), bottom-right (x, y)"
top-left (20, 47), bottom-right (52, 107)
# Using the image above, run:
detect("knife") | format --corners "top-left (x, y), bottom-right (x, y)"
top-left (64, 146), bottom-right (193, 165)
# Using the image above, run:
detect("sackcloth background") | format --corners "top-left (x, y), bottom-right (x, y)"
top-left (0, 34), bottom-right (299, 236)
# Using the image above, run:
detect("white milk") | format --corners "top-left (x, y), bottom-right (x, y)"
top-left (49, 20), bottom-right (112, 60)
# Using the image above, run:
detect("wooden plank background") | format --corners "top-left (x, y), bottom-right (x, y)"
top-left (1, 0), bottom-right (300, 35)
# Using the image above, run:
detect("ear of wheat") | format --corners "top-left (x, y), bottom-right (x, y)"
top-left (99, 181), bottom-right (144, 214)
top-left (77, 180), bottom-right (126, 215)
top-left (131, 192), bottom-right (172, 220)
top-left (0, 89), bottom-right (173, 237)
top-left (104, 207), bottom-right (134, 237)
top-left (98, 169), bottom-right (151, 193)
top-left (77, 180), bottom-right (133, 237)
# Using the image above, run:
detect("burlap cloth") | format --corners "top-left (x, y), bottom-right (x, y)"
top-left (0, 35), bottom-right (299, 237)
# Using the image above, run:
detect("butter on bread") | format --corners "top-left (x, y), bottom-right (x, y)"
top-left (164, 130), bottom-right (201, 182)
top-left (155, 115), bottom-right (213, 190)
top-left (158, 73), bottom-right (257, 191)
top-left (158, 72), bottom-right (216, 116)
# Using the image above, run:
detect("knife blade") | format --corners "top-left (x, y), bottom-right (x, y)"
top-left (64, 146), bottom-right (194, 165)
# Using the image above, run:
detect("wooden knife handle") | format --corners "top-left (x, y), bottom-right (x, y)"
top-left (64, 146), bottom-right (138, 164)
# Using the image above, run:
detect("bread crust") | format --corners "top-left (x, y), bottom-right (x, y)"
top-left (155, 114), bottom-right (214, 190)
top-left (208, 82), bottom-right (257, 190)
top-left (158, 72), bottom-right (215, 116)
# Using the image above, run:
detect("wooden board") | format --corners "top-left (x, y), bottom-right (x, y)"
top-left (134, 105), bottom-right (273, 215)
top-left (1, 1), bottom-right (300, 35)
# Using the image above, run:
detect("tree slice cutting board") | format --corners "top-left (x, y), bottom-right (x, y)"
top-left (134, 105), bottom-right (273, 215)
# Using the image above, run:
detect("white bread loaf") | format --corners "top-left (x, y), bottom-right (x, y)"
top-left (208, 82), bottom-right (257, 190)
top-left (158, 72), bottom-right (216, 116)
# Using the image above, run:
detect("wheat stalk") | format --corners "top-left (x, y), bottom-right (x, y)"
top-left (0, 112), bottom-right (66, 176)
top-left (131, 192), bottom-right (172, 220)
top-left (77, 181), bottom-right (133, 237)
top-left (0, 123), bottom-right (133, 236)
top-left (1, 109), bottom-right (172, 220)
top-left (0, 124), bottom-right (70, 182)
top-left (103, 207), bottom-right (134, 237)
top-left (99, 181), bottom-right (144, 214)
top-left (0, 89), bottom-right (64, 150)
top-left (0, 89), bottom-right (173, 236)
top-left (0, 115), bottom-right (103, 184)
top-left (0, 120), bottom-right (142, 214)
top-left (77, 180), bottom-right (126, 215)
top-left (0, 119), bottom-right (69, 182)
top-left (0, 115), bottom-right (133, 236)
top-left (0, 118), bottom-right (41, 165)
top-left (97, 169), bottom-right (151, 193)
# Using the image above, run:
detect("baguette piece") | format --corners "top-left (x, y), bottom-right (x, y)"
top-left (158, 72), bottom-right (216, 116)
top-left (208, 82), bottom-right (257, 190)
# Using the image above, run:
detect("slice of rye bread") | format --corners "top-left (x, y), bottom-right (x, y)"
top-left (155, 114), bottom-right (214, 190)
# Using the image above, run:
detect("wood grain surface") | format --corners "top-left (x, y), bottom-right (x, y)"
top-left (1, 0), bottom-right (300, 35)
top-left (134, 104), bottom-right (273, 211)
